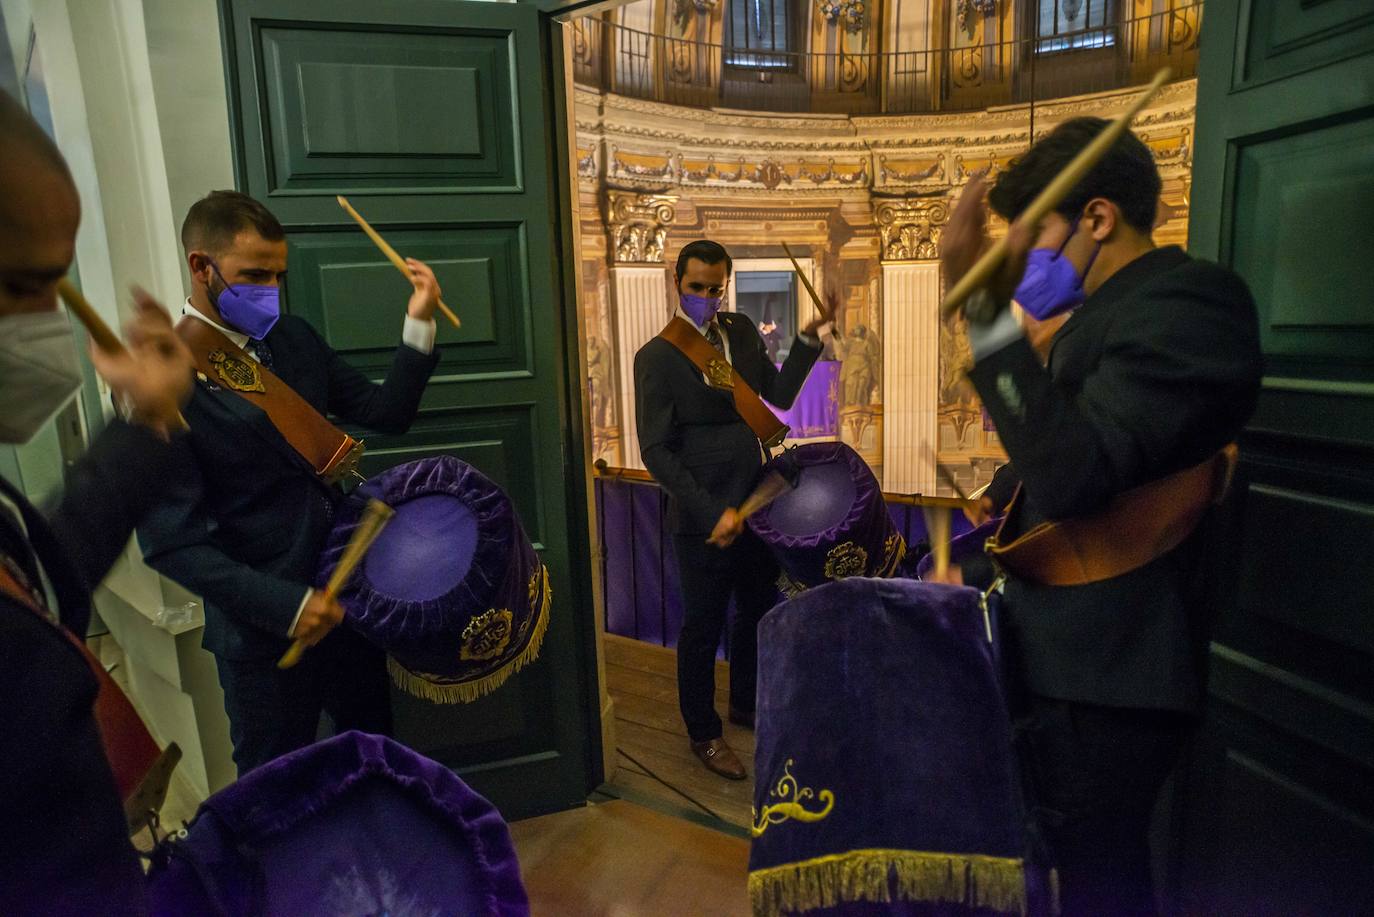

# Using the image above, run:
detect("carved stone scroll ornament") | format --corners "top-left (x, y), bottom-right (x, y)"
top-left (874, 198), bottom-right (950, 262)
top-left (606, 191), bottom-right (678, 264)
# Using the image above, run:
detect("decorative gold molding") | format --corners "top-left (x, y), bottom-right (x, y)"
top-left (606, 191), bottom-right (678, 264)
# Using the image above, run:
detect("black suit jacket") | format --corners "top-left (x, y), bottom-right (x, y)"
top-left (137, 314), bottom-right (438, 661)
top-left (969, 246), bottom-right (1263, 713)
top-left (1, 420), bottom-right (178, 916)
top-left (634, 311), bottom-right (821, 535)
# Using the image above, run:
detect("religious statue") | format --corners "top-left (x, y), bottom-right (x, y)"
top-left (834, 324), bottom-right (882, 406)
top-left (586, 335), bottom-right (613, 427)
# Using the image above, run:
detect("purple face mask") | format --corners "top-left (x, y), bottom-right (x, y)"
top-left (209, 260), bottom-right (281, 339)
top-left (1013, 222), bottom-right (1100, 321)
top-left (680, 291), bottom-right (724, 326)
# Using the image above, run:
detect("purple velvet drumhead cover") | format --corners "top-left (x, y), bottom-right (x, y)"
top-left (749, 578), bottom-right (1035, 916)
top-left (748, 443), bottom-right (905, 594)
top-left (146, 732), bottom-right (529, 917)
top-left (318, 456), bottom-right (550, 704)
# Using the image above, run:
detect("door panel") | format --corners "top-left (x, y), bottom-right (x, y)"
top-left (1179, 0), bottom-right (1374, 911)
top-left (222, 0), bottom-right (599, 819)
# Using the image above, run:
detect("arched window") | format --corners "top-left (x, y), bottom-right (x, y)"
top-left (724, 0), bottom-right (799, 70)
top-left (1034, 0), bottom-right (1119, 53)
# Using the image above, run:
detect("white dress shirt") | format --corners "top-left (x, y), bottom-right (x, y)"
top-left (181, 300), bottom-right (437, 636)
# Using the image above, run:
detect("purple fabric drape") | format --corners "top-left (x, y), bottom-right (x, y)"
top-left (598, 475), bottom-right (975, 656)
top-left (598, 476), bottom-right (735, 659)
top-left (767, 360), bottom-right (839, 438)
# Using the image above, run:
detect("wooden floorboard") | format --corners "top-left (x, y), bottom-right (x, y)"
top-left (603, 634), bottom-right (758, 830)
top-left (509, 799), bottom-right (750, 917)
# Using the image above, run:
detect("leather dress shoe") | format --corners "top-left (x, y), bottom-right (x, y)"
top-left (728, 706), bottom-right (755, 730)
top-left (691, 737), bottom-right (747, 780)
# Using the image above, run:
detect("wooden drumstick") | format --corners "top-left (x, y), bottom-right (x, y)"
top-left (737, 470), bottom-right (792, 522)
top-left (941, 67), bottom-right (1171, 318)
top-left (56, 279), bottom-right (190, 434)
top-left (780, 241), bottom-right (826, 315)
top-left (922, 503), bottom-right (953, 581)
top-left (336, 195), bottom-right (462, 330)
top-left (278, 498), bottom-right (396, 670)
top-left (57, 278), bottom-right (123, 352)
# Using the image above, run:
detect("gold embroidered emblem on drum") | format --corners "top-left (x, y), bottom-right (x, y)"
top-left (823, 541), bottom-right (868, 580)
top-left (751, 758), bottom-right (835, 837)
top-left (208, 349), bottom-right (266, 393)
top-left (460, 608), bottom-right (514, 661)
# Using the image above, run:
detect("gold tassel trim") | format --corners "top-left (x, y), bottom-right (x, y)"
top-left (748, 848), bottom-right (1026, 917)
top-left (387, 566), bottom-right (552, 704)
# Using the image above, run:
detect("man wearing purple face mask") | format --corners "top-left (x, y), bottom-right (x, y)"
top-left (941, 119), bottom-right (1263, 916)
top-left (633, 239), bottom-right (833, 779)
top-left (137, 191), bottom-right (442, 775)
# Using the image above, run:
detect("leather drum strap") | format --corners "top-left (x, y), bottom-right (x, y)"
top-left (658, 316), bottom-right (789, 449)
top-left (177, 317), bottom-right (363, 483)
top-left (987, 444), bottom-right (1239, 587)
top-left (0, 564), bottom-right (160, 807)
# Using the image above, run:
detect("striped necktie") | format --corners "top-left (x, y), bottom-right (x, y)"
top-left (705, 322), bottom-right (724, 355)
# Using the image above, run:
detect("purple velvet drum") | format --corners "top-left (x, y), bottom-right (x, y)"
top-left (317, 456), bottom-right (550, 704)
top-left (749, 579), bottom-right (1045, 916)
top-left (145, 731), bottom-right (530, 916)
top-left (748, 443), bottom-right (906, 595)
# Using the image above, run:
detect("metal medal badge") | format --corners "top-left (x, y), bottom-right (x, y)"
top-left (208, 349), bottom-right (266, 394)
top-left (705, 357), bottom-right (734, 391)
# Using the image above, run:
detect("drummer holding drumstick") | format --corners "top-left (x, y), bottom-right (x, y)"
top-left (633, 239), bottom-right (834, 780)
top-left (940, 117), bottom-right (1262, 915)
top-left (137, 191), bottom-right (444, 775)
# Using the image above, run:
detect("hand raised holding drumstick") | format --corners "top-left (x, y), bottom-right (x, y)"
top-left (57, 280), bottom-right (193, 439)
top-left (337, 195), bottom-right (460, 330)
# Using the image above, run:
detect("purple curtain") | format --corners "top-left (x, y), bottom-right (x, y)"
top-left (767, 360), bottom-right (839, 438)
top-left (598, 477), bottom-right (972, 654)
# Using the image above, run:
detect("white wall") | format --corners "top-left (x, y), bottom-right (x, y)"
top-left (15, 0), bottom-right (238, 797)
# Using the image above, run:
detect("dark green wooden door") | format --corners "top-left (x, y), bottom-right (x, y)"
top-left (221, 0), bottom-right (600, 819)
top-left (1175, 2), bottom-right (1374, 912)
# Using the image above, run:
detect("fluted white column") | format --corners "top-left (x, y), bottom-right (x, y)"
top-left (881, 262), bottom-right (940, 494)
top-left (612, 265), bottom-right (671, 470)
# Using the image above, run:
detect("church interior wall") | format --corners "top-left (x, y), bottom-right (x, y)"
top-left (574, 59), bottom-right (1196, 496)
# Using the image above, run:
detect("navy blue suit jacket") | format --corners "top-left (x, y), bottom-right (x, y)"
top-left (968, 247), bottom-right (1263, 713)
top-left (137, 314), bottom-right (438, 661)
top-left (634, 311), bottom-right (820, 535)
top-left (2, 419), bottom-right (178, 916)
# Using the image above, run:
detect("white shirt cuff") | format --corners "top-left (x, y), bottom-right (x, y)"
top-left (798, 322), bottom-right (830, 348)
top-left (402, 316), bottom-right (437, 354)
top-left (968, 307), bottom-right (1024, 362)
top-left (287, 587), bottom-right (312, 637)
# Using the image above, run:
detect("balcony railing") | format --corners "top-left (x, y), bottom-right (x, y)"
top-left (570, 3), bottom-right (1201, 115)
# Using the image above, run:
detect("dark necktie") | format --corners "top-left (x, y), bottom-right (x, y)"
top-left (705, 322), bottom-right (724, 355)
top-left (247, 338), bottom-right (274, 370)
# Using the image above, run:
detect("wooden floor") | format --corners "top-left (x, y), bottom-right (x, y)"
top-left (510, 799), bottom-right (750, 916)
top-left (602, 633), bottom-right (757, 831)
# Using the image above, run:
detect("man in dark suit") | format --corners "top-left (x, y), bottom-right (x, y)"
top-left (0, 91), bottom-right (194, 915)
top-left (138, 191), bottom-right (442, 775)
top-left (940, 118), bottom-right (1263, 915)
top-left (633, 240), bottom-right (832, 778)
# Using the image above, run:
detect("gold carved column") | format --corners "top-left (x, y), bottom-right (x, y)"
top-left (606, 191), bottom-right (678, 469)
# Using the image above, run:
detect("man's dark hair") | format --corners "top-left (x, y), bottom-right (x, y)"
top-left (988, 117), bottom-right (1161, 234)
top-left (675, 239), bottom-right (732, 279)
top-left (180, 190), bottom-right (286, 254)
